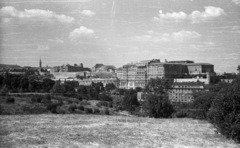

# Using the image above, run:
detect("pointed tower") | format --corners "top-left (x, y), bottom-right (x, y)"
top-left (39, 57), bottom-right (42, 69)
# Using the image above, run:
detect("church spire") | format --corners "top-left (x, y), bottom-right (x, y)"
top-left (39, 57), bottom-right (42, 69)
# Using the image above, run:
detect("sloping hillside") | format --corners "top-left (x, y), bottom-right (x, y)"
top-left (0, 64), bottom-right (21, 69)
top-left (0, 114), bottom-right (239, 148)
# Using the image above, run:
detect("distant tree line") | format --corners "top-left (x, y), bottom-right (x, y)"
top-left (0, 72), bottom-right (55, 93)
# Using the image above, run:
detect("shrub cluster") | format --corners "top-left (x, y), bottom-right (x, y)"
top-left (6, 97), bottom-right (15, 104)
top-left (20, 104), bottom-right (48, 114)
top-left (93, 108), bottom-right (100, 114)
top-left (77, 105), bottom-right (84, 111)
top-left (79, 101), bottom-right (91, 106)
top-left (186, 76), bottom-right (240, 143)
top-left (84, 107), bottom-right (93, 114)
top-left (96, 101), bottom-right (109, 108)
top-left (68, 104), bottom-right (77, 112)
top-left (207, 77), bottom-right (240, 143)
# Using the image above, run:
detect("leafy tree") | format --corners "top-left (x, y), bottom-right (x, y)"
top-left (135, 87), bottom-right (142, 92)
top-left (52, 81), bottom-right (65, 93)
top-left (3, 72), bottom-right (11, 88)
top-left (145, 78), bottom-right (173, 94)
top-left (105, 83), bottom-right (116, 92)
top-left (208, 75), bottom-right (240, 142)
top-left (20, 76), bottom-right (29, 91)
top-left (190, 91), bottom-right (215, 119)
top-left (0, 85), bottom-right (9, 95)
top-left (77, 85), bottom-right (88, 95)
top-left (237, 65), bottom-right (240, 74)
top-left (121, 89), bottom-right (139, 111)
top-left (98, 92), bottom-right (112, 101)
top-left (0, 75), bottom-right (4, 87)
top-left (11, 76), bottom-right (20, 90)
top-left (142, 93), bottom-right (174, 118)
top-left (42, 78), bottom-right (55, 92)
top-left (87, 86), bottom-right (98, 99)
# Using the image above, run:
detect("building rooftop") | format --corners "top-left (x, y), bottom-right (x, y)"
top-left (185, 63), bottom-right (213, 66)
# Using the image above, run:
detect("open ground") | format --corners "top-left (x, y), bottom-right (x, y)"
top-left (0, 114), bottom-right (239, 148)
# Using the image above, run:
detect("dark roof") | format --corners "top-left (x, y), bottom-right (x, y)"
top-left (185, 63), bottom-right (213, 66)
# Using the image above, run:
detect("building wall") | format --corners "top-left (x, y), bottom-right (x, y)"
top-left (202, 65), bottom-right (214, 73)
top-left (187, 64), bottom-right (214, 75)
top-left (174, 73), bottom-right (210, 84)
top-left (187, 65), bottom-right (202, 75)
top-left (168, 82), bottom-right (204, 104)
top-left (78, 78), bottom-right (119, 87)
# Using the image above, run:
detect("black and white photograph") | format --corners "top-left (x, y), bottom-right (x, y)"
top-left (0, 0), bottom-right (240, 147)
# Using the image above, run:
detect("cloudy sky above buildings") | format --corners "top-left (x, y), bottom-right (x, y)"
top-left (0, 0), bottom-right (239, 73)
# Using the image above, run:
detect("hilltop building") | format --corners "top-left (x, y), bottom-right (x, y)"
top-left (119, 59), bottom-right (209, 89)
top-left (92, 64), bottom-right (116, 73)
top-left (168, 82), bottom-right (205, 104)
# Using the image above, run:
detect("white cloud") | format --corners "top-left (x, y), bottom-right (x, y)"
top-left (81, 10), bottom-right (95, 17)
top-left (153, 10), bottom-right (187, 22)
top-left (135, 30), bottom-right (201, 42)
top-left (232, 0), bottom-right (240, 5)
top-left (154, 6), bottom-right (225, 23)
top-left (37, 45), bottom-right (49, 51)
top-left (172, 30), bottom-right (201, 40)
top-left (190, 6), bottom-right (226, 23)
top-left (69, 26), bottom-right (95, 40)
top-left (48, 38), bottom-right (64, 44)
top-left (0, 6), bottom-right (74, 23)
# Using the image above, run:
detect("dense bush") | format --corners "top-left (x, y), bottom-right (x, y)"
top-left (121, 89), bottom-right (139, 111)
top-left (56, 105), bottom-right (69, 114)
top-left (174, 110), bottom-right (188, 118)
top-left (96, 101), bottom-right (109, 108)
top-left (79, 101), bottom-right (90, 106)
top-left (6, 97), bottom-right (15, 104)
top-left (142, 93), bottom-right (174, 118)
top-left (31, 96), bottom-right (42, 103)
top-left (93, 108), bottom-right (100, 114)
top-left (190, 91), bottom-right (215, 119)
top-left (20, 104), bottom-right (48, 114)
top-left (68, 104), bottom-right (77, 112)
top-left (98, 93), bottom-right (112, 101)
top-left (208, 76), bottom-right (240, 143)
top-left (41, 94), bottom-right (51, 103)
top-left (84, 107), bottom-right (93, 114)
top-left (104, 108), bottom-right (110, 115)
top-left (47, 102), bottom-right (62, 113)
top-left (67, 99), bottom-right (73, 104)
top-left (78, 105), bottom-right (84, 111)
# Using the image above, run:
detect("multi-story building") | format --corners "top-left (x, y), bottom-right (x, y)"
top-left (120, 63), bottom-right (137, 89)
top-left (116, 67), bottom-right (123, 79)
top-left (119, 59), bottom-right (191, 89)
top-left (78, 71), bottom-right (119, 87)
top-left (174, 72), bottom-right (211, 84)
top-left (186, 63), bottom-right (214, 75)
top-left (168, 82), bottom-right (205, 104)
top-left (92, 64), bottom-right (116, 73)
top-left (148, 63), bottom-right (188, 79)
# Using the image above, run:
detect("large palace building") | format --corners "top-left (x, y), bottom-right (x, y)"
top-left (118, 59), bottom-right (214, 89)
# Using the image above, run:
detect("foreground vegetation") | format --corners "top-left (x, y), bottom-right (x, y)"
top-left (0, 66), bottom-right (240, 143)
top-left (0, 114), bottom-right (239, 148)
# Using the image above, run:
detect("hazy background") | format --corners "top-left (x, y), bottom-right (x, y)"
top-left (0, 0), bottom-right (239, 73)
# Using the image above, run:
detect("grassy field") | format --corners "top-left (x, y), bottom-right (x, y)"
top-left (0, 114), bottom-right (239, 148)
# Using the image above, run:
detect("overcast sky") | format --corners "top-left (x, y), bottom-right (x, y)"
top-left (0, 0), bottom-right (239, 73)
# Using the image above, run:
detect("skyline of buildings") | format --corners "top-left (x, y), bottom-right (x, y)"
top-left (1, 0), bottom-right (239, 73)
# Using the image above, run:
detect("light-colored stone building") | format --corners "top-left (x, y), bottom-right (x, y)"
top-left (168, 82), bottom-right (205, 104)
